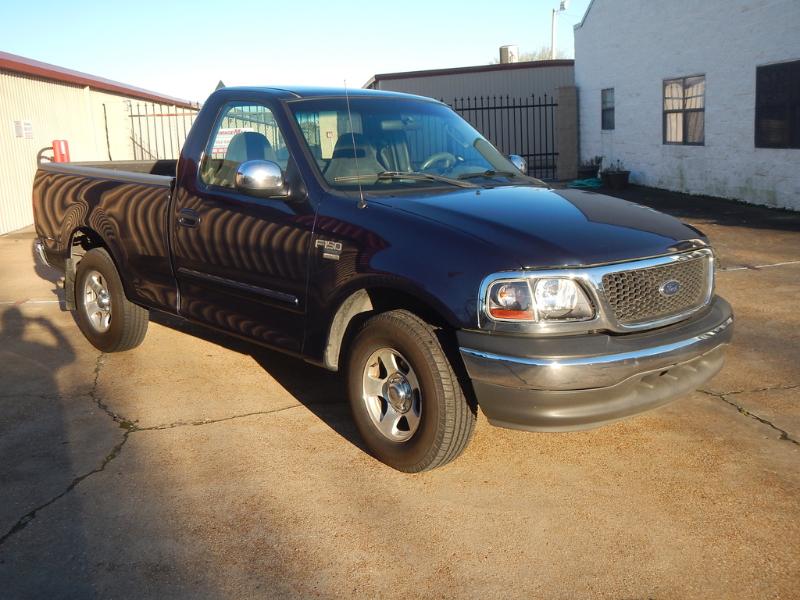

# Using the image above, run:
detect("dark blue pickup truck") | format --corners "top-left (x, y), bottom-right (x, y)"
top-left (33, 86), bottom-right (733, 471)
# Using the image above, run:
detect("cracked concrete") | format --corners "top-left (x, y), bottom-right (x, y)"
top-left (0, 352), bottom-right (313, 550)
top-left (700, 389), bottom-right (799, 446)
top-left (1, 189), bottom-right (799, 599)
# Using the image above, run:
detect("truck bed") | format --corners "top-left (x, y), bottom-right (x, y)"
top-left (32, 159), bottom-right (178, 313)
top-left (38, 159), bottom-right (177, 183)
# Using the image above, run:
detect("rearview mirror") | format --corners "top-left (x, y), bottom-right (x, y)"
top-left (508, 155), bottom-right (527, 174)
top-left (235, 160), bottom-right (284, 197)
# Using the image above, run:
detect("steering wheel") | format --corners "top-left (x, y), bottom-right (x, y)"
top-left (420, 152), bottom-right (457, 171)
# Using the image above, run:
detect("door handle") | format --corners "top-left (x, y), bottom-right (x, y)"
top-left (177, 208), bottom-right (200, 228)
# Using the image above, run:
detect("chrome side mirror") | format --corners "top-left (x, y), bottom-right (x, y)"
top-left (508, 154), bottom-right (527, 174)
top-left (235, 160), bottom-right (284, 197)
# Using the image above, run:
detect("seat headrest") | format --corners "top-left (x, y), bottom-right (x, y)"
top-left (225, 131), bottom-right (276, 163)
top-left (332, 133), bottom-right (376, 159)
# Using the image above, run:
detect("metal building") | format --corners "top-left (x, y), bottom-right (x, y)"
top-left (364, 59), bottom-right (574, 103)
top-left (0, 51), bottom-right (198, 235)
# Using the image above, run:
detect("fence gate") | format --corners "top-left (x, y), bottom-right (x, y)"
top-left (129, 102), bottom-right (199, 160)
top-left (445, 95), bottom-right (558, 179)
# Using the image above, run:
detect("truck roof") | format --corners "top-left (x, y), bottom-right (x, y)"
top-left (217, 86), bottom-right (439, 102)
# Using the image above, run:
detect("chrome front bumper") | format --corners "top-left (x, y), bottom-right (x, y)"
top-left (458, 297), bottom-right (733, 432)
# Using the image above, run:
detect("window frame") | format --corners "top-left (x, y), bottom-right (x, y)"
top-left (755, 59), bottom-right (800, 149)
top-left (198, 100), bottom-right (289, 194)
top-left (601, 88), bottom-right (615, 130)
top-left (662, 75), bottom-right (705, 146)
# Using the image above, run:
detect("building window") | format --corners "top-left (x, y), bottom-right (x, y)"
top-left (663, 75), bottom-right (705, 145)
top-left (755, 60), bottom-right (800, 149)
top-left (601, 88), bottom-right (615, 130)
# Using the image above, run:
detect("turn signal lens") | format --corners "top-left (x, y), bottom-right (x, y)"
top-left (487, 280), bottom-right (534, 321)
top-left (532, 278), bottom-right (594, 320)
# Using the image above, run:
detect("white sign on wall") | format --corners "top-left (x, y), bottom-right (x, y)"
top-left (13, 120), bottom-right (33, 139)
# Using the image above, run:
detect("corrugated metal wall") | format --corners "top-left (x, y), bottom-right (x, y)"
top-left (0, 70), bottom-right (193, 235)
top-left (374, 65), bottom-right (574, 102)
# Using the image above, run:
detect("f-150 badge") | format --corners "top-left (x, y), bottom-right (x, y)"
top-left (315, 239), bottom-right (342, 261)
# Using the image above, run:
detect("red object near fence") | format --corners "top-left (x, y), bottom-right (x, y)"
top-left (52, 140), bottom-right (70, 163)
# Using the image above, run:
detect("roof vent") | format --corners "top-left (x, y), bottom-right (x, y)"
top-left (499, 45), bottom-right (519, 64)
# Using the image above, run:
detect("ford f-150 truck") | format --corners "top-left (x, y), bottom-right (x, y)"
top-left (33, 86), bottom-right (733, 472)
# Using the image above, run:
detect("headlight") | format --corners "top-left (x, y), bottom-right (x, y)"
top-left (532, 278), bottom-right (594, 320)
top-left (486, 280), bottom-right (534, 321)
top-left (485, 277), bottom-right (594, 322)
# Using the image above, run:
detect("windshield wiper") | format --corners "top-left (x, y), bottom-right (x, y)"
top-left (334, 171), bottom-right (478, 188)
top-left (458, 169), bottom-right (549, 188)
top-left (457, 169), bottom-right (518, 180)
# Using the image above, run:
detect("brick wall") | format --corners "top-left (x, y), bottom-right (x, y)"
top-left (575, 0), bottom-right (800, 210)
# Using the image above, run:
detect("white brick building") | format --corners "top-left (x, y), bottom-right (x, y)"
top-left (574, 0), bottom-right (800, 210)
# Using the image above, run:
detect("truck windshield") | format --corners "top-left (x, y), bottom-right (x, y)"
top-left (289, 97), bottom-right (536, 190)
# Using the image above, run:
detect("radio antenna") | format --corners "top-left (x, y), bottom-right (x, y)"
top-left (344, 79), bottom-right (367, 209)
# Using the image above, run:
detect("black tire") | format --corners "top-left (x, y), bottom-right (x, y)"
top-left (74, 248), bottom-right (148, 352)
top-left (346, 310), bottom-right (476, 472)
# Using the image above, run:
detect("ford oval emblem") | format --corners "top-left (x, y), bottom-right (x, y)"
top-left (659, 280), bottom-right (681, 296)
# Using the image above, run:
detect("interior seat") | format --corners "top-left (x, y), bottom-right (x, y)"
top-left (378, 131), bottom-right (411, 173)
top-left (213, 131), bottom-right (277, 187)
top-left (324, 133), bottom-right (385, 183)
top-left (225, 131), bottom-right (277, 164)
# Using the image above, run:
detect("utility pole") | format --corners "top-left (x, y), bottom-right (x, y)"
top-left (550, 1), bottom-right (569, 60)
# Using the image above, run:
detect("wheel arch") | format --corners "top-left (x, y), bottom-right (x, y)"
top-left (63, 227), bottom-right (123, 310)
top-left (322, 283), bottom-right (459, 371)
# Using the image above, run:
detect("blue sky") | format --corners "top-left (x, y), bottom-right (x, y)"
top-left (0, 0), bottom-right (590, 103)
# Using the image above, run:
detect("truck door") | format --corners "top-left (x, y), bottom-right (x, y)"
top-left (170, 101), bottom-right (314, 353)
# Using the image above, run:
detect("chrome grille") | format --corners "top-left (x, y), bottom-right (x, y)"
top-left (602, 255), bottom-right (711, 325)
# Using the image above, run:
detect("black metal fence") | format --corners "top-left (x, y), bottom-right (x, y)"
top-left (444, 95), bottom-right (558, 179)
top-left (129, 102), bottom-right (199, 160)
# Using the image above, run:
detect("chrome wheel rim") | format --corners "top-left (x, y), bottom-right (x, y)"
top-left (82, 270), bottom-right (112, 333)
top-left (361, 347), bottom-right (422, 442)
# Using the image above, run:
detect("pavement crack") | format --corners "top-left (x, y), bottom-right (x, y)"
top-left (0, 430), bottom-right (131, 549)
top-left (140, 403), bottom-right (305, 431)
top-left (701, 390), bottom-right (799, 446)
top-left (0, 353), bottom-right (136, 550)
top-left (91, 353), bottom-right (137, 431)
top-left (702, 383), bottom-right (800, 397)
top-left (0, 372), bottom-right (331, 548)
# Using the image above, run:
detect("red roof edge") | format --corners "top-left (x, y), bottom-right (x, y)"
top-left (0, 51), bottom-right (199, 109)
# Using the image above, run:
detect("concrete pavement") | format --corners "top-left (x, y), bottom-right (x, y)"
top-left (1, 190), bottom-right (798, 598)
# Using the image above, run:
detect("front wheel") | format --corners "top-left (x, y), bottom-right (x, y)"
top-left (74, 248), bottom-right (149, 352)
top-left (346, 310), bottom-right (476, 472)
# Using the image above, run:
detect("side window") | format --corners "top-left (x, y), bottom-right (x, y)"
top-left (201, 103), bottom-right (288, 189)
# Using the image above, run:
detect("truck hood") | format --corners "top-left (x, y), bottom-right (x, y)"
top-left (378, 186), bottom-right (702, 268)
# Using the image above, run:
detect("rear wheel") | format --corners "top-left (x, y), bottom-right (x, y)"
top-left (346, 310), bottom-right (476, 472)
top-left (74, 248), bottom-right (148, 352)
